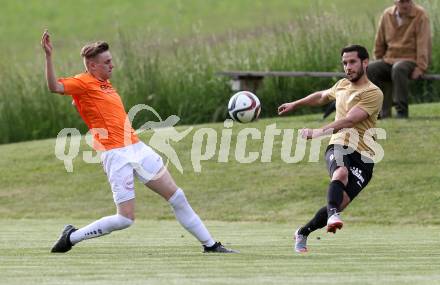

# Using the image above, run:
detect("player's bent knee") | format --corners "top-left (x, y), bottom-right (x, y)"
top-left (332, 167), bottom-right (349, 183)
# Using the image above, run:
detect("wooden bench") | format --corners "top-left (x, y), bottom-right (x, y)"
top-left (218, 71), bottom-right (440, 93)
top-left (218, 70), bottom-right (440, 118)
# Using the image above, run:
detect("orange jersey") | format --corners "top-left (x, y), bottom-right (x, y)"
top-left (59, 72), bottom-right (139, 151)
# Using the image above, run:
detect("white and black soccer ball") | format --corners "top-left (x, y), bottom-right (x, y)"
top-left (227, 91), bottom-right (261, 123)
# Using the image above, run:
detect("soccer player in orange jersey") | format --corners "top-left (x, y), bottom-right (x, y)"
top-left (42, 30), bottom-right (236, 254)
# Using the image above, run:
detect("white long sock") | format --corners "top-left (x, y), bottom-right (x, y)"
top-left (69, 214), bottom-right (133, 245)
top-left (168, 188), bottom-right (215, 247)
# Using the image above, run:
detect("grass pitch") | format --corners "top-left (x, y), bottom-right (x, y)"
top-left (1, 103), bottom-right (440, 284)
top-left (1, 103), bottom-right (439, 224)
top-left (1, 220), bottom-right (439, 285)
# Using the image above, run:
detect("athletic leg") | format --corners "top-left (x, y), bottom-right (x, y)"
top-left (51, 148), bottom-right (138, 253)
top-left (144, 168), bottom-right (237, 253)
top-left (69, 199), bottom-right (135, 245)
top-left (131, 141), bottom-right (236, 252)
top-left (326, 167), bottom-right (350, 233)
top-left (294, 206), bottom-right (327, 253)
top-left (145, 168), bottom-right (215, 246)
top-left (51, 191), bottom-right (135, 253)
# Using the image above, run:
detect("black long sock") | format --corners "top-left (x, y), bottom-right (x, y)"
top-left (327, 180), bottom-right (345, 217)
top-left (298, 206), bottom-right (327, 236)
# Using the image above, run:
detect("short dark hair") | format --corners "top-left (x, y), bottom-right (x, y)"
top-left (80, 41), bottom-right (109, 59)
top-left (340, 45), bottom-right (369, 61)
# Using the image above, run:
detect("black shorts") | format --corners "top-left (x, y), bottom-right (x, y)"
top-left (325, 144), bottom-right (374, 200)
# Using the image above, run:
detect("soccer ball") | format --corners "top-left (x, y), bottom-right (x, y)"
top-left (228, 91), bottom-right (261, 123)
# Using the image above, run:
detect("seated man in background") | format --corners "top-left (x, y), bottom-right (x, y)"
top-left (367, 0), bottom-right (431, 118)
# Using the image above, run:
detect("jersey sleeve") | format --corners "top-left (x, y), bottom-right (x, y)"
top-left (355, 89), bottom-right (384, 116)
top-left (58, 77), bottom-right (87, 97)
top-left (324, 79), bottom-right (342, 101)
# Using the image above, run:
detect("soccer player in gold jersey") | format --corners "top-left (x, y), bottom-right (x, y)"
top-left (278, 45), bottom-right (383, 253)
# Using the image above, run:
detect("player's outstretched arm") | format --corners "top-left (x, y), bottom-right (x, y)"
top-left (278, 89), bottom-right (331, 115)
top-left (41, 29), bottom-right (64, 94)
top-left (300, 106), bottom-right (369, 140)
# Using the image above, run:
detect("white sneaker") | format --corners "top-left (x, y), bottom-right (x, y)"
top-left (327, 213), bottom-right (343, 234)
top-left (294, 229), bottom-right (308, 253)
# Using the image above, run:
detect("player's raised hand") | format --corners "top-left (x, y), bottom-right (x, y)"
top-left (278, 102), bottom-right (297, 115)
top-left (41, 29), bottom-right (53, 56)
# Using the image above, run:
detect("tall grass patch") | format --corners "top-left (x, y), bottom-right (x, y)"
top-left (0, 0), bottom-right (438, 144)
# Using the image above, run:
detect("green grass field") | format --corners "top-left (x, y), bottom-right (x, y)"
top-left (1, 1), bottom-right (440, 282)
top-left (1, 103), bottom-right (439, 223)
top-left (1, 103), bottom-right (440, 284)
top-left (1, 220), bottom-right (440, 285)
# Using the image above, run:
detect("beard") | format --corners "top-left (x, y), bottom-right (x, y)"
top-left (347, 68), bottom-right (364, 82)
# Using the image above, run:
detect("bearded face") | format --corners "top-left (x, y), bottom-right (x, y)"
top-left (342, 51), bottom-right (367, 83)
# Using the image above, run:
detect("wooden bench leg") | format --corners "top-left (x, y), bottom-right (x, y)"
top-left (230, 76), bottom-right (264, 94)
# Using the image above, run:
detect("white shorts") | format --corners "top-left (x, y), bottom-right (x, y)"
top-left (101, 142), bottom-right (164, 204)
